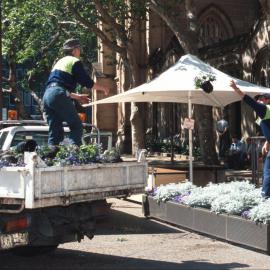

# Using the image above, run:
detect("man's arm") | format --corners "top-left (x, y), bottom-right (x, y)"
top-left (262, 141), bottom-right (269, 156)
top-left (92, 82), bottom-right (110, 96)
top-left (73, 62), bottom-right (109, 96)
top-left (230, 80), bottom-right (267, 118)
top-left (69, 93), bottom-right (90, 104)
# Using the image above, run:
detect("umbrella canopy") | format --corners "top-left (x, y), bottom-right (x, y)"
top-left (93, 54), bottom-right (270, 107)
top-left (91, 54), bottom-right (270, 184)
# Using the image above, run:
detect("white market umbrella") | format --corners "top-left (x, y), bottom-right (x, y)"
top-left (92, 54), bottom-right (270, 182)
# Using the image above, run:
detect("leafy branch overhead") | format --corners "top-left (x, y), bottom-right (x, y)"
top-left (64, 0), bottom-right (141, 56)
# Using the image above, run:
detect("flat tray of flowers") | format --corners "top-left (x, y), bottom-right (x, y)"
top-left (143, 181), bottom-right (270, 253)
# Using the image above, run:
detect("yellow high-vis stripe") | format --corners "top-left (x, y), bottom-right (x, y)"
top-left (52, 56), bottom-right (79, 75)
top-left (263, 105), bottom-right (270, 120)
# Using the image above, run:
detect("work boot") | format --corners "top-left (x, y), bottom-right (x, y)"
top-left (42, 145), bottom-right (60, 159)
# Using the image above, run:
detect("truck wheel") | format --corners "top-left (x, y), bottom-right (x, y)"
top-left (11, 245), bottom-right (58, 256)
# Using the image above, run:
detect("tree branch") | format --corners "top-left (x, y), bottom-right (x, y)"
top-left (2, 88), bottom-right (12, 93)
top-left (92, 0), bottom-right (127, 42)
top-left (65, 0), bottom-right (125, 55)
top-left (58, 20), bottom-right (77, 26)
top-left (2, 77), bottom-right (9, 83)
top-left (260, 0), bottom-right (270, 16)
top-left (148, 0), bottom-right (197, 54)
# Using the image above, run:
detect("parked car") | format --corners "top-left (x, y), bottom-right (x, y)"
top-left (0, 120), bottom-right (112, 151)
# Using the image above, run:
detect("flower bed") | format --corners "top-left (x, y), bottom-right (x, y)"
top-left (143, 181), bottom-right (270, 253)
top-left (143, 195), bottom-right (270, 253)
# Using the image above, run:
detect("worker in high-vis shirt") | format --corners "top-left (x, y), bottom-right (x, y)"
top-left (254, 93), bottom-right (270, 127)
top-left (230, 80), bottom-right (270, 198)
top-left (43, 38), bottom-right (109, 151)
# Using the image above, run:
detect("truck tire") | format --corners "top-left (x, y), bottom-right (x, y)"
top-left (11, 245), bottom-right (58, 256)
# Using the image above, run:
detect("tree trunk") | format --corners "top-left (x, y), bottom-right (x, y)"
top-left (126, 13), bottom-right (147, 154)
top-left (130, 103), bottom-right (145, 152)
top-left (194, 105), bottom-right (218, 164)
top-left (8, 49), bottom-right (30, 119)
top-left (150, 0), bottom-right (218, 164)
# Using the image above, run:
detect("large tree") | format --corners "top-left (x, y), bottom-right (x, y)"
top-left (2, 0), bottom-right (61, 118)
top-left (2, 0), bottom-right (97, 119)
top-left (149, 0), bottom-right (218, 164)
top-left (65, 0), bottom-right (147, 154)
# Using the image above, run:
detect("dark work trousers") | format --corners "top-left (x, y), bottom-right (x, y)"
top-left (262, 151), bottom-right (270, 198)
top-left (43, 86), bottom-right (83, 146)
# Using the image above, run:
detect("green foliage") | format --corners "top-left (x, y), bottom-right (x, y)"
top-left (145, 135), bottom-right (200, 156)
top-left (78, 144), bottom-right (100, 163)
top-left (38, 143), bottom-right (101, 166)
top-left (101, 148), bottom-right (122, 163)
top-left (37, 143), bottom-right (124, 166)
top-left (54, 144), bottom-right (100, 165)
top-left (2, 0), bottom-right (98, 97)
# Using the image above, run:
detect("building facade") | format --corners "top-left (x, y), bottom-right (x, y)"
top-left (93, 0), bottom-right (269, 152)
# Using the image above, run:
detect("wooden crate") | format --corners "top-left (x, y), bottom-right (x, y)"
top-left (149, 168), bottom-right (188, 187)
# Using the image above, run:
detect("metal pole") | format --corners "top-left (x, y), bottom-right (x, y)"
top-left (251, 138), bottom-right (257, 185)
top-left (188, 92), bottom-right (193, 183)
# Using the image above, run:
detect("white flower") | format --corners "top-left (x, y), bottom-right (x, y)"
top-left (152, 180), bottom-right (270, 222)
top-left (249, 198), bottom-right (270, 224)
top-left (153, 181), bottom-right (195, 202)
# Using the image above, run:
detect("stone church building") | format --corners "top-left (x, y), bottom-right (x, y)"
top-left (92, 0), bottom-right (270, 153)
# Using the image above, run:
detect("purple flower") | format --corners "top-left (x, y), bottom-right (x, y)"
top-left (146, 187), bottom-right (157, 196)
top-left (241, 210), bottom-right (251, 219)
top-left (172, 192), bottom-right (190, 203)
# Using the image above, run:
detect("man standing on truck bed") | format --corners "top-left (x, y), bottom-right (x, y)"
top-left (43, 38), bottom-right (109, 153)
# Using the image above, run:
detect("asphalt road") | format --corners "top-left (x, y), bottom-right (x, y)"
top-left (1, 198), bottom-right (270, 270)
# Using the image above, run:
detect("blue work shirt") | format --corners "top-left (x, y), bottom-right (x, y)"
top-left (46, 56), bottom-right (94, 92)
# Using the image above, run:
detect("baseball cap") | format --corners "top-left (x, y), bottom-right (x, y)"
top-left (261, 93), bottom-right (270, 99)
top-left (63, 38), bottom-right (81, 50)
top-left (255, 93), bottom-right (270, 100)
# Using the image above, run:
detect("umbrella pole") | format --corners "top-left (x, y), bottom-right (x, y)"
top-left (188, 93), bottom-right (193, 183)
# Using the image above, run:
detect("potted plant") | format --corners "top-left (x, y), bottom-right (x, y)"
top-left (194, 74), bottom-right (216, 93)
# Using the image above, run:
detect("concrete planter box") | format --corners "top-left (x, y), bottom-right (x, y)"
top-left (193, 207), bottom-right (227, 239)
top-left (143, 195), bottom-right (270, 253)
top-left (226, 215), bottom-right (270, 252)
top-left (166, 201), bottom-right (194, 228)
top-left (146, 194), bottom-right (167, 220)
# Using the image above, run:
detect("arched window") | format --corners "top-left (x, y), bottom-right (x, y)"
top-left (198, 5), bottom-right (234, 47)
top-left (252, 47), bottom-right (270, 87)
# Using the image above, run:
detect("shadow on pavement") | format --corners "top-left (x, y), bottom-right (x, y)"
top-left (0, 248), bottom-right (249, 270)
top-left (95, 208), bottom-right (182, 235)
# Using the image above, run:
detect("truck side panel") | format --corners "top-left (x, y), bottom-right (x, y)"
top-left (31, 162), bottom-right (147, 208)
top-left (0, 168), bottom-right (25, 199)
top-left (0, 159), bottom-right (147, 209)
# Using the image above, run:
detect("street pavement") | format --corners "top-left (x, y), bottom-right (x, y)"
top-left (1, 197), bottom-right (270, 270)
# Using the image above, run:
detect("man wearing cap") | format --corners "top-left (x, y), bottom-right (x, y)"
top-left (43, 38), bottom-right (109, 150)
top-left (230, 80), bottom-right (270, 198)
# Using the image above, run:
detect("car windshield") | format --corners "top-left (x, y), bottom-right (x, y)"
top-left (0, 131), bottom-right (8, 150)
top-left (10, 131), bottom-right (50, 148)
top-left (10, 131), bottom-right (69, 148)
top-left (7, 129), bottom-right (108, 150)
